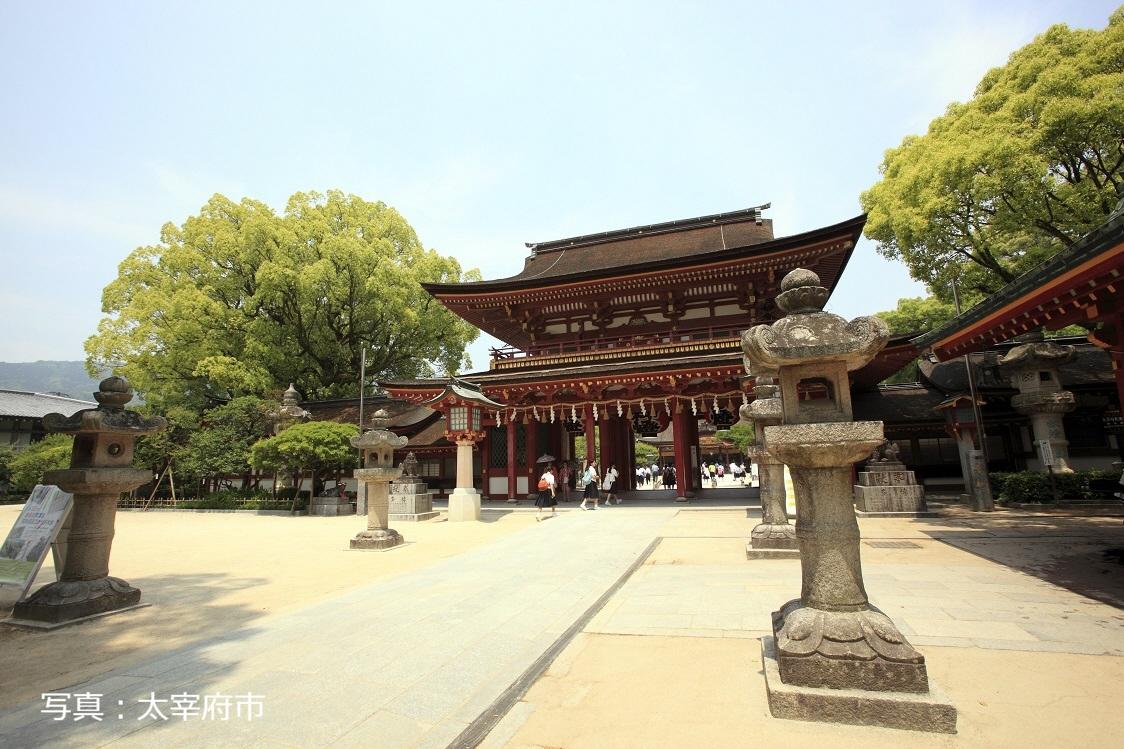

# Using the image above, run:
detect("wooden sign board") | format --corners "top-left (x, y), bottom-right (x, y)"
top-left (0, 485), bottom-right (73, 597)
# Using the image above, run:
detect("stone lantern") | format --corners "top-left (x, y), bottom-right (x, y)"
top-left (741, 366), bottom-right (798, 560)
top-left (934, 394), bottom-right (994, 510)
top-left (742, 269), bottom-right (955, 733)
top-left (421, 379), bottom-right (505, 522)
top-left (350, 409), bottom-right (409, 550)
top-left (274, 383), bottom-right (311, 433)
top-left (12, 377), bottom-right (165, 626)
top-left (998, 335), bottom-right (1077, 473)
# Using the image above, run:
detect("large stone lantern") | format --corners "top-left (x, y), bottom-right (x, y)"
top-left (741, 366), bottom-right (798, 560)
top-left (742, 269), bottom-right (955, 732)
top-left (421, 379), bottom-right (505, 522)
top-left (998, 336), bottom-right (1077, 473)
top-left (12, 377), bottom-right (165, 626)
top-left (350, 409), bottom-right (408, 550)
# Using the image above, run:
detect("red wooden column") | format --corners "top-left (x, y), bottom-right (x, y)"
top-left (598, 410), bottom-right (613, 476)
top-left (625, 417), bottom-right (636, 490)
top-left (506, 421), bottom-right (517, 501)
top-left (583, 405), bottom-right (597, 466)
top-left (672, 402), bottom-right (690, 499)
top-left (480, 430), bottom-right (491, 497)
top-left (525, 418), bottom-right (539, 497)
top-left (687, 411), bottom-right (700, 495)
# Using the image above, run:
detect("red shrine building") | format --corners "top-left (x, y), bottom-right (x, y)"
top-left (368, 205), bottom-right (902, 499)
top-left (300, 203), bottom-right (1122, 501)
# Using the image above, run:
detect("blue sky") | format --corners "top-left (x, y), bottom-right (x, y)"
top-left (0, 1), bottom-right (1117, 372)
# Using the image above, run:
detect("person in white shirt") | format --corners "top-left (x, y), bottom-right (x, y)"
top-left (535, 465), bottom-right (557, 521)
top-left (602, 464), bottom-right (620, 504)
top-left (580, 462), bottom-right (601, 510)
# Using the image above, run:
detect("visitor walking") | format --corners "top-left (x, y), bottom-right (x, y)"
top-left (602, 463), bottom-right (620, 504)
top-left (535, 464), bottom-right (557, 521)
top-left (579, 462), bottom-right (600, 510)
top-left (663, 465), bottom-right (676, 489)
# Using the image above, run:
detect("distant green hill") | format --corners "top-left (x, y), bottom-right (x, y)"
top-left (0, 361), bottom-right (109, 399)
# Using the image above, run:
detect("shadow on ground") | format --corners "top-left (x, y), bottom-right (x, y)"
top-left (922, 510), bottom-right (1124, 608)
top-left (0, 571), bottom-right (269, 711)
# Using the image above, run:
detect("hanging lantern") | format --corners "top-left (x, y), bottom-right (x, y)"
top-left (713, 408), bottom-right (735, 428)
top-left (632, 414), bottom-right (661, 437)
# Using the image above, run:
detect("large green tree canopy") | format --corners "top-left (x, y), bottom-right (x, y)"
top-left (862, 9), bottom-right (1124, 301)
top-left (87, 190), bottom-right (480, 408)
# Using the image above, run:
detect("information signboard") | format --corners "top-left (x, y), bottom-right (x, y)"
top-left (1036, 439), bottom-right (1056, 468)
top-left (0, 485), bottom-right (73, 597)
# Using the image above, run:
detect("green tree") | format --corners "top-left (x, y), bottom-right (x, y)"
top-left (180, 396), bottom-right (273, 492)
top-left (9, 435), bottom-right (72, 492)
top-left (875, 296), bottom-right (958, 336)
top-left (132, 405), bottom-right (198, 496)
top-left (633, 439), bottom-right (659, 466)
top-left (861, 9), bottom-right (1124, 301)
top-left (249, 421), bottom-right (358, 498)
top-left (716, 422), bottom-right (755, 456)
top-left (87, 191), bottom-right (481, 410)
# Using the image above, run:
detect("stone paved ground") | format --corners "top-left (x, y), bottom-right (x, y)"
top-left (2, 505), bottom-right (1122, 748)
top-left (492, 509), bottom-right (1124, 748)
top-left (0, 510), bottom-right (675, 748)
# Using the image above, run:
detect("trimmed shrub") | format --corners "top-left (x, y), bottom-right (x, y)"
top-left (990, 469), bottom-right (1121, 504)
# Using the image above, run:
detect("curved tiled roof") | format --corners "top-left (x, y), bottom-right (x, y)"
top-left (0, 390), bottom-right (95, 419)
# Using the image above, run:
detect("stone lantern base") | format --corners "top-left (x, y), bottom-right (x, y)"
top-left (350, 528), bottom-right (404, 551)
top-left (746, 523), bottom-right (800, 560)
top-left (761, 637), bottom-right (957, 733)
top-left (11, 577), bottom-right (142, 626)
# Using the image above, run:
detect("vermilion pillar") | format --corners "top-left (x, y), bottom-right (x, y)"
top-left (625, 418), bottom-right (636, 490)
top-left (480, 431), bottom-right (490, 496)
top-left (506, 422), bottom-right (517, 501)
top-left (526, 418), bottom-right (539, 497)
top-left (599, 411), bottom-right (613, 477)
top-left (673, 402), bottom-right (691, 500)
top-left (584, 405), bottom-right (597, 466)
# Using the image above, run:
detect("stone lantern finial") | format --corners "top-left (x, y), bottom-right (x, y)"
top-left (369, 408), bottom-right (391, 431)
top-left (92, 376), bottom-right (133, 410)
top-left (775, 268), bottom-right (829, 314)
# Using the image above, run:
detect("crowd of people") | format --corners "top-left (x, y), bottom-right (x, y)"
top-left (532, 457), bottom-right (754, 520)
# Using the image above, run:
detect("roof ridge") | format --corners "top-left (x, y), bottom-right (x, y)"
top-left (526, 204), bottom-right (771, 254)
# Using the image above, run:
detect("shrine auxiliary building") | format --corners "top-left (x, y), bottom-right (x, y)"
top-left (375, 205), bottom-right (894, 500)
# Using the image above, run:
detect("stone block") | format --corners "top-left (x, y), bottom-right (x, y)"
top-left (309, 495), bottom-right (356, 516)
top-left (746, 544), bottom-right (801, 560)
top-left (854, 483), bottom-right (926, 513)
top-left (761, 637), bottom-right (957, 734)
top-left (389, 479), bottom-right (435, 520)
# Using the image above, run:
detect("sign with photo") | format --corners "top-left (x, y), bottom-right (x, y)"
top-left (0, 485), bottom-right (73, 596)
